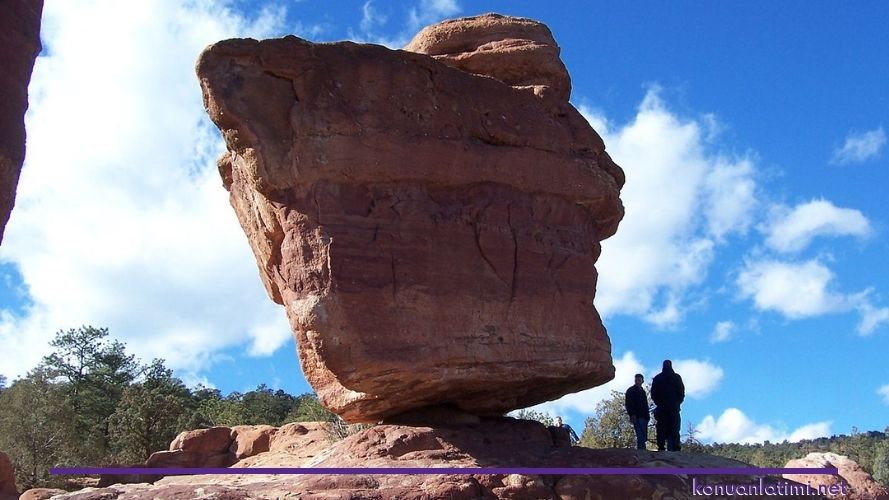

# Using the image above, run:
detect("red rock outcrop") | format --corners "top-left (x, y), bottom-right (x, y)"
top-left (229, 425), bottom-right (277, 460)
top-left (0, 0), bottom-right (43, 245)
top-left (405, 13), bottom-right (571, 103)
top-left (0, 451), bottom-right (17, 500)
top-left (54, 418), bottom-right (819, 499)
top-left (784, 452), bottom-right (889, 500)
top-left (196, 14), bottom-right (625, 423)
top-left (18, 488), bottom-right (66, 500)
top-left (145, 426), bottom-right (238, 469)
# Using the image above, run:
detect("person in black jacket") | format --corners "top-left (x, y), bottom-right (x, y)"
top-left (625, 373), bottom-right (650, 450)
top-left (650, 359), bottom-right (685, 451)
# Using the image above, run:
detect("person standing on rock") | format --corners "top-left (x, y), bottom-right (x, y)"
top-left (554, 416), bottom-right (580, 445)
top-left (625, 373), bottom-right (650, 450)
top-left (650, 360), bottom-right (685, 452)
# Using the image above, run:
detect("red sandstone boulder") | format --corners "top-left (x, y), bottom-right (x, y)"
top-left (18, 488), bottom-right (66, 500)
top-left (0, 451), bottom-right (16, 499)
top-left (405, 13), bottom-right (571, 103)
top-left (196, 13), bottom-right (624, 423)
top-left (0, 0), bottom-right (43, 245)
top-left (229, 425), bottom-right (277, 460)
top-left (784, 452), bottom-right (889, 500)
top-left (169, 426), bottom-right (232, 454)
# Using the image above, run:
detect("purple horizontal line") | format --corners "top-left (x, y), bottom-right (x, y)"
top-left (50, 467), bottom-right (838, 476)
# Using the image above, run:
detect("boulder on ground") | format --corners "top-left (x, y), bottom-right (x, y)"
top-left (784, 452), bottom-right (889, 500)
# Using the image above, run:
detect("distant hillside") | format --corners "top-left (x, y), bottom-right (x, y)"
top-left (697, 429), bottom-right (888, 480)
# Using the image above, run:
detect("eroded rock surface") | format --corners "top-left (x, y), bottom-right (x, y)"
top-left (784, 452), bottom-right (889, 500)
top-left (197, 14), bottom-right (624, 422)
top-left (0, 0), bottom-right (44, 245)
top-left (54, 418), bottom-right (820, 499)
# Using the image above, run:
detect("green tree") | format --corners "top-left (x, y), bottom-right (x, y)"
top-left (285, 393), bottom-right (336, 423)
top-left (511, 409), bottom-right (554, 427)
top-left (40, 326), bottom-right (140, 464)
top-left (0, 368), bottom-right (72, 489)
top-left (874, 440), bottom-right (889, 489)
top-left (0, 373), bottom-right (7, 393)
top-left (578, 390), bottom-right (639, 449)
top-left (241, 384), bottom-right (297, 426)
top-left (108, 358), bottom-right (193, 463)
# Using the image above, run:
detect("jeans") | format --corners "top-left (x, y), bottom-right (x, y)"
top-left (632, 417), bottom-right (649, 450)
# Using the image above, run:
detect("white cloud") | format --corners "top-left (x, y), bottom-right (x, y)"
top-left (710, 320), bottom-right (735, 343)
top-left (351, 0), bottom-right (460, 48)
top-left (667, 359), bottom-right (723, 399)
top-left (764, 199), bottom-right (871, 253)
top-left (737, 259), bottom-right (889, 335)
top-left (858, 303), bottom-right (889, 336)
top-left (878, 385), bottom-right (889, 405)
top-left (0, 0), bottom-right (295, 380)
top-left (360, 1), bottom-right (387, 33)
top-left (587, 90), bottom-right (758, 326)
top-left (528, 351), bottom-right (646, 415)
top-left (697, 408), bottom-right (831, 444)
top-left (408, 0), bottom-right (460, 31)
top-left (737, 259), bottom-right (850, 319)
top-left (831, 127), bottom-right (886, 165)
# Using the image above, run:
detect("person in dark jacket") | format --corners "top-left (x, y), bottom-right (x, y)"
top-left (554, 416), bottom-right (579, 445)
top-left (650, 359), bottom-right (685, 451)
top-left (625, 373), bottom-right (650, 450)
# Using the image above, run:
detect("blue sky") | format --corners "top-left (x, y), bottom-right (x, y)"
top-left (1, 0), bottom-right (887, 445)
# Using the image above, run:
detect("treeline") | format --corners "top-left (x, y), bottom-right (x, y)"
top-left (565, 389), bottom-right (889, 489)
top-left (699, 430), bottom-right (889, 483)
top-left (0, 326), bottom-right (335, 490)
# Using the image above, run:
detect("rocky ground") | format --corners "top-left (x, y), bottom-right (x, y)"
top-left (17, 417), bottom-right (831, 499)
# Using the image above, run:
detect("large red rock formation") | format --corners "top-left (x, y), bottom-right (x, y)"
top-left (196, 14), bottom-right (625, 422)
top-left (0, 0), bottom-right (44, 245)
top-left (784, 452), bottom-right (889, 500)
top-left (53, 418), bottom-right (819, 499)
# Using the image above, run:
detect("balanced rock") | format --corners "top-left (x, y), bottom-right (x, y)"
top-left (197, 14), bottom-right (625, 422)
top-left (0, 0), bottom-right (44, 245)
top-left (784, 452), bottom-right (889, 500)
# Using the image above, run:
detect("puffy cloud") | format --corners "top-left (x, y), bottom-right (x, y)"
top-left (585, 90), bottom-right (758, 327)
top-left (736, 259), bottom-right (850, 319)
top-left (697, 408), bottom-right (831, 444)
top-left (528, 351), bottom-right (646, 415)
top-left (764, 199), bottom-right (871, 253)
top-left (878, 385), bottom-right (889, 405)
top-left (710, 321), bottom-right (735, 343)
top-left (0, 0), bottom-right (299, 379)
top-left (737, 258), bottom-right (887, 334)
top-left (830, 127), bottom-right (886, 165)
top-left (663, 359), bottom-right (723, 399)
